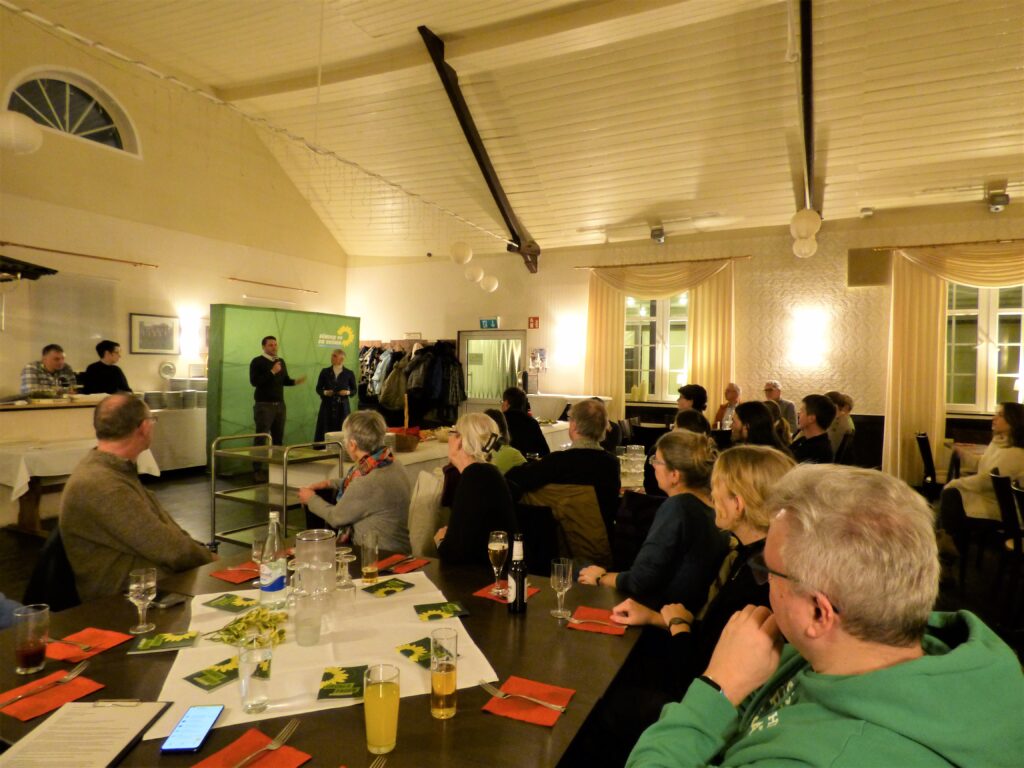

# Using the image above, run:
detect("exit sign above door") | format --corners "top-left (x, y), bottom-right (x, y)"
top-left (479, 317), bottom-right (500, 329)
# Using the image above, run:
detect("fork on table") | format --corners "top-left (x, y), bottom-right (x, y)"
top-left (47, 637), bottom-right (94, 652)
top-left (369, 756), bottom-right (388, 768)
top-left (478, 679), bottom-right (566, 713)
top-left (565, 616), bottom-right (618, 628)
top-left (230, 718), bottom-right (299, 768)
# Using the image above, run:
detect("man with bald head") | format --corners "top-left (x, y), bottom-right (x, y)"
top-left (60, 394), bottom-right (214, 601)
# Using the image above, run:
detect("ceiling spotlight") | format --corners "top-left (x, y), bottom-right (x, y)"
top-left (650, 227), bottom-right (665, 244)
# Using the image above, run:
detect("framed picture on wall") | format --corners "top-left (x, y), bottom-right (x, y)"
top-left (130, 313), bottom-right (180, 355)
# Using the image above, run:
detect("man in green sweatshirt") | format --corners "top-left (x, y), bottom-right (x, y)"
top-left (628, 464), bottom-right (1024, 768)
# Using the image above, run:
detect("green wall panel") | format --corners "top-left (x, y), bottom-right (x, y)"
top-left (207, 305), bottom-right (359, 459)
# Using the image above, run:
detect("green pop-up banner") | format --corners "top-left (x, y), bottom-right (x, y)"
top-left (207, 304), bottom-right (360, 461)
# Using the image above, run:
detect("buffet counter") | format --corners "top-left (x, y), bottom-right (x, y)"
top-left (0, 402), bottom-right (207, 531)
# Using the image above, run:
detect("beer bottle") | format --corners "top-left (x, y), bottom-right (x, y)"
top-left (507, 533), bottom-right (527, 614)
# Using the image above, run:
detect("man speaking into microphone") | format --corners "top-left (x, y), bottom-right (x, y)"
top-left (250, 336), bottom-right (307, 476)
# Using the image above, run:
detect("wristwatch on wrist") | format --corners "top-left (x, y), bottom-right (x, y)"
top-left (668, 616), bottom-right (691, 628)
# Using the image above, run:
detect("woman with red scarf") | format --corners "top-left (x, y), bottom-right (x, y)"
top-left (298, 410), bottom-right (411, 552)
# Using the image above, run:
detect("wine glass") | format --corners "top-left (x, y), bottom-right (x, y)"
top-left (550, 558), bottom-right (572, 619)
top-left (487, 531), bottom-right (509, 596)
top-left (127, 567), bottom-right (157, 634)
top-left (251, 535), bottom-right (266, 587)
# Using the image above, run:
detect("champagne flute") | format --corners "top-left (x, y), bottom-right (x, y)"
top-left (487, 531), bottom-right (509, 596)
top-left (550, 558), bottom-right (572, 619)
top-left (127, 567), bottom-right (157, 634)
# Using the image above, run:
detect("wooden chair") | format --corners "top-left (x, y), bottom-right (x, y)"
top-left (992, 476), bottom-right (1024, 624)
top-left (23, 527), bottom-right (80, 612)
top-left (834, 431), bottom-right (856, 465)
top-left (1008, 481), bottom-right (1024, 627)
top-left (914, 432), bottom-right (943, 501)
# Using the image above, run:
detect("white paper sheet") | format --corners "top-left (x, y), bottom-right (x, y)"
top-left (144, 571), bottom-right (497, 740)
top-left (0, 702), bottom-right (168, 767)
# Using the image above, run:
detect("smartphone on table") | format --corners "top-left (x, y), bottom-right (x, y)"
top-left (160, 704), bottom-right (224, 753)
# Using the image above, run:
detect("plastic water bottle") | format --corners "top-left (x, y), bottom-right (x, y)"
top-left (259, 511), bottom-right (287, 609)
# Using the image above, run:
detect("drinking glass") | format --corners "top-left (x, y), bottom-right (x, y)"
top-left (364, 664), bottom-right (400, 754)
top-left (430, 628), bottom-right (457, 720)
top-left (361, 531), bottom-right (379, 585)
top-left (251, 535), bottom-right (266, 587)
top-left (487, 531), bottom-right (509, 596)
top-left (336, 553), bottom-right (357, 605)
top-left (127, 567), bottom-right (157, 634)
top-left (238, 631), bottom-right (274, 714)
top-left (550, 558), bottom-right (572, 619)
top-left (13, 604), bottom-right (49, 675)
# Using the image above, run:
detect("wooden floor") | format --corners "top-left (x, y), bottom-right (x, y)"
top-left (1, 468), bottom-right (1021, 659)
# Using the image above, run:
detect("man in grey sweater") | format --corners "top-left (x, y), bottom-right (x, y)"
top-left (61, 394), bottom-right (214, 601)
top-left (298, 410), bottom-right (411, 553)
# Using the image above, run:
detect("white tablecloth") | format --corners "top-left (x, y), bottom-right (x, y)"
top-left (0, 440), bottom-right (160, 500)
top-left (146, 571), bottom-right (497, 739)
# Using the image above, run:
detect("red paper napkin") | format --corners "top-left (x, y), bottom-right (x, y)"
top-left (481, 676), bottom-right (574, 727)
top-left (193, 727), bottom-right (311, 767)
top-left (45, 627), bottom-right (133, 662)
top-left (473, 580), bottom-right (541, 603)
top-left (373, 554), bottom-right (430, 573)
top-left (567, 606), bottom-right (626, 636)
top-left (211, 565), bottom-right (260, 584)
top-left (0, 670), bottom-right (104, 721)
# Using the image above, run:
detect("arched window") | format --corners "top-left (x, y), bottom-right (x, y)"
top-left (7, 73), bottom-right (136, 153)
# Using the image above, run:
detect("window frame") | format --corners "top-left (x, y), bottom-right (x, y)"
top-left (945, 283), bottom-right (1023, 414)
top-left (624, 294), bottom-right (688, 401)
top-left (4, 68), bottom-right (139, 156)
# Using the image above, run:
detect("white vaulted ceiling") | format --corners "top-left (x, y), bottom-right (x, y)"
top-left (7, 0), bottom-right (1024, 263)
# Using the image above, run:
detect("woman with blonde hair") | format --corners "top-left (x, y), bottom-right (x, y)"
top-left (578, 430), bottom-right (727, 610)
top-left (433, 412), bottom-right (517, 566)
top-left (569, 445), bottom-right (797, 766)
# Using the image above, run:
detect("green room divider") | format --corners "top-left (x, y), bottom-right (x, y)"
top-left (207, 304), bottom-right (360, 462)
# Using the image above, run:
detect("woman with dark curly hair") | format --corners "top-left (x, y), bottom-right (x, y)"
top-left (676, 384), bottom-right (708, 413)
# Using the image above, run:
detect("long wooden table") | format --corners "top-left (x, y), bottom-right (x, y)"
top-left (0, 555), bottom-right (640, 766)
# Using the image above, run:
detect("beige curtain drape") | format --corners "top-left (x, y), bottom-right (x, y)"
top-left (585, 260), bottom-right (734, 421)
top-left (882, 243), bottom-right (1024, 483)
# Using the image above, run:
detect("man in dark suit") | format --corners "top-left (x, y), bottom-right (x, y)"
top-left (501, 386), bottom-right (550, 457)
top-left (250, 335), bottom-right (307, 447)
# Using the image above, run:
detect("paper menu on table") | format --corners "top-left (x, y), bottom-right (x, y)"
top-left (0, 701), bottom-right (169, 767)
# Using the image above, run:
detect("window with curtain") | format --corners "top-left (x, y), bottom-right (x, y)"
top-left (624, 293), bottom-right (688, 400)
top-left (945, 283), bottom-right (1023, 412)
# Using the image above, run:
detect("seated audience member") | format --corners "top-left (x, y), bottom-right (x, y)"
top-left (60, 394), bottom-right (213, 601)
top-left (570, 445), bottom-right (796, 767)
top-left (483, 408), bottom-right (527, 474)
top-left (940, 402), bottom-right (1024, 560)
top-left (20, 343), bottom-right (77, 395)
top-left (676, 384), bottom-right (708, 413)
top-left (762, 378), bottom-right (797, 430)
top-left (578, 430), bottom-right (727, 609)
top-left (713, 382), bottom-right (743, 426)
top-left (643, 409), bottom-right (712, 495)
top-left (763, 398), bottom-right (793, 446)
top-left (824, 390), bottom-right (855, 456)
top-left (298, 410), bottom-right (411, 553)
top-left (434, 413), bottom-right (517, 566)
top-left (501, 386), bottom-right (550, 457)
top-left (628, 464), bottom-right (1024, 768)
top-left (506, 399), bottom-right (621, 533)
top-left (732, 401), bottom-right (792, 455)
top-left (82, 339), bottom-right (131, 394)
top-left (0, 593), bottom-right (22, 630)
top-left (790, 394), bottom-right (836, 463)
